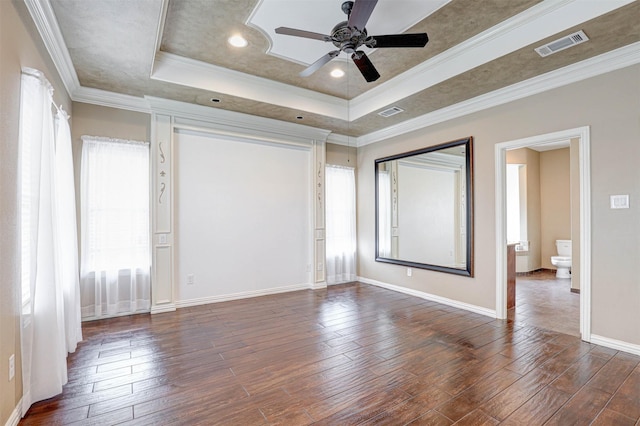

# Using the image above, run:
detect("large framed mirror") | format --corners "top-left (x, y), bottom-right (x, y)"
top-left (375, 137), bottom-right (474, 276)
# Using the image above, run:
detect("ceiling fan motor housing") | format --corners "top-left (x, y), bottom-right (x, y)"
top-left (331, 21), bottom-right (369, 54)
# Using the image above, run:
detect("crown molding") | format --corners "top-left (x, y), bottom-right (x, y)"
top-left (146, 96), bottom-right (332, 144)
top-left (356, 41), bottom-right (640, 147)
top-left (149, 0), bottom-right (170, 73)
top-left (349, 0), bottom-right (636, 121)
top-left (24, 0), bottom-right (80, 97)
top-left (151, 52), bottom-right (348, 120)
top-left (26, 0), bottom-right (639, 147)
top-left (73, 86), bottom-right (152, 114)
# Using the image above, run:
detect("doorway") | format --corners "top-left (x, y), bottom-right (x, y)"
top-left (495, 127), bottom-right (591, 341)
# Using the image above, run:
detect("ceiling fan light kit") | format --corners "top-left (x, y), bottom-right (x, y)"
top-left (275, 0), bottom-right (429, 82)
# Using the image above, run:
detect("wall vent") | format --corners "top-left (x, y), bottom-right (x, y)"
top-left (535, 30), bottom-right (589, 57)
top-left (378, 106), bottom-right (404, 117)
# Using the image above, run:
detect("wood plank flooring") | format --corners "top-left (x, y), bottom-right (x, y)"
top-left (510, 270), bottom-right (580, 337)
top-left (20, 283), bottom-right (640, 425)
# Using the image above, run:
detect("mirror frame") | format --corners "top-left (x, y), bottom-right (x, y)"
top-left (375, 137), bottom-right (474, 277)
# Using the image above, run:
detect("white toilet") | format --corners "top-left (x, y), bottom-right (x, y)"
top-left (551, 240), bottom-right (572, 279)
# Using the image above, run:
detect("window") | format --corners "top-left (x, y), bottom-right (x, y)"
top-left (506, 163), bottom-right (528, 250)
top-left (80, 136), bottom-right (151, 318)
top-left (325, 165), bottom-right (357, 284)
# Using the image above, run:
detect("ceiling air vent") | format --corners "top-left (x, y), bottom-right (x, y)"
top-left (378, 106), bottom-right (404, 118)
top-left (535, 30), bottom-right (589, 57)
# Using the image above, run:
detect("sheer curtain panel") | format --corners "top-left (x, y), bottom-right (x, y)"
top-left (19, 68), bottom-right (81, 412)
top-left (325, 165), bottom-right (357, 284)
top-left (55, 110), bottom-right (83, 351)
top-left (80, 136), bottom-right (151, 319)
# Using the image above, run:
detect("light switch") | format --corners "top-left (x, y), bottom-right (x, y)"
top-left (610, 195), bottom-right (629, 209)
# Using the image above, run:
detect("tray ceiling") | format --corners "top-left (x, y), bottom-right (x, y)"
top-left (44, 0), bottom-right (640, 140)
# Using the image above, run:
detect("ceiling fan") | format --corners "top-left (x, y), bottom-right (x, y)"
top-left (275, 0), bottom-right (429, 82)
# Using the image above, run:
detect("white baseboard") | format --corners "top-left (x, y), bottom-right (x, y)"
top-left (175, 283), bottom-right (313, 309)
top-left (590, 334), bottom-right (640, 357)
top-left (150, 304), bottom-right (176, 315)
top-left (6, 398), bottom-right (22, 426)
top-left (358, 276), bottom-right (497, 318)
top-left (309, 281), bottom-right (327, 290)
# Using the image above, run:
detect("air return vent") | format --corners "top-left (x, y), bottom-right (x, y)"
top-left (378, 106), bottom-right (404, 117)
top-left (535, 30), bottom-right (589, 57)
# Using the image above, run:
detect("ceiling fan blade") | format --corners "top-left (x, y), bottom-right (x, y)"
top-left (275, 27), bottom-right (331, 42)
top-left (351, 51), bottom-right (380, 82)
top-left (348, 0), bottom-right (378, 30)
top-left (300, 51), bottom-right (340, 77)
top-left (370, 33), bottom-right (429, 48)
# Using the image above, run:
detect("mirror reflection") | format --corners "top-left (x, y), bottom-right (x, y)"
top-left (375, 138), bottom-right (473, 276)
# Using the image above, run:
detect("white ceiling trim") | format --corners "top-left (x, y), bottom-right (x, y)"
top-left (349, 0), bottom-right (636, 120)
top-left (149, 0), bottom-right (170, 74)
top-left (25, 0), bottom-right (640, 148)
top-left (74, 86), bottom-right (152, 114)
top-left (146, 96), bottom-right (332, 144)
top-left (247, 0), bottom-right (450, 66)
top-left (148, 0), bottom-right (634, 122)
top-left (152, 52), bottom-right (349, 120)
top-left (356, 41), bottom-right (640, 147)
top-left (24, 0), bottom-right (80, 97)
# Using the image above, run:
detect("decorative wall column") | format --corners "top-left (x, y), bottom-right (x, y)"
top-left (312, 140), bottom-right (327, 288)
top-left (150, 113), bottom-right (175, 313)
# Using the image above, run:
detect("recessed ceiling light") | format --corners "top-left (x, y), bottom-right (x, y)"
top-left (228, 35), bottom-right (248, 48)
top-left (330, 69), bottom-right (345, 78)
top-left (296, 116), bottom-right (304, 120)
top-left (210, 98), bottom-right (221, 103)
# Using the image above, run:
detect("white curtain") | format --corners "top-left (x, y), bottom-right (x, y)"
top-left (325, 165), bottom-right (357, 284)
top-left (80, 136), bottom-right (151, 319)
top-left (55, 110), bottom-right (83, 351)
top-left (19, 68), bottom-right (82, 412)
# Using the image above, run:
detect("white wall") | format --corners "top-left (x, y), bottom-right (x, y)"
top-left (175, 130), bottom-right (312, 303)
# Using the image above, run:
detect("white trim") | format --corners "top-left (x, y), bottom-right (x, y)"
top-left (358, 276), bottom-right (497, 318)
top-left (150, 304), bottom-right (176, 315)
top-left (174, 283), bottom-right (314, 309)
top-left (150, 0), bottom-right (170, 74)
top-left (590, 335), bottom-right (640, 357)
top-left (146, 96), bottom-right (332, 145)
top-left (349, 0), bottom-right (634, 121)
top-left (25, 0), bottom-right (640, 147)
top-left (5, 399), bottom-right (22, 426)
top-left (23, 0), bottom-right (80, 97)
top-left (309, 281), bottom-right (328, 290)
top-left (73, 87), bottom-right (151, 114)
top-left (494, 126), bottom-right (591, 342)
top-left (151, 52), bottom-right (348, 120)
top-left (357, 42), bottom-right (640, 147)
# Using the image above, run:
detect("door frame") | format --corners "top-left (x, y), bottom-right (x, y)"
top-left (494, 126), bottom-right (591, 341)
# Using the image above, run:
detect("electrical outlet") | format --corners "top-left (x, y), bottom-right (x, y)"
top-left (187, 274), bottom-right (195, 285)
top-left (9, 354), bottom-right (15, 381)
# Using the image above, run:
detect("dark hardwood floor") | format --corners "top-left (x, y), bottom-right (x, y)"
top-left (20, 283), bottom-right (640, 425)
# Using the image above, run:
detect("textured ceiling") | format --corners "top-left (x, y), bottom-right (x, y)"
top-left (49, 0), bottom-right (640, 138)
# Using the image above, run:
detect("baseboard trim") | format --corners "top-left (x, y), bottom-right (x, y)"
top-left (6, 398), bottom-right (22, 426)
top-left (570, 288), bottom-right (580, 294)
top-left (590, 334), bottom-right (640, 357)
top-left (309, 281), bottom-right (327, 290)
top-left (357, 276), bottom-right (497, 318)
top-left (150, 304), bottom-right (176, 315)
top-left (175, 283), bottom-right (313, 309)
